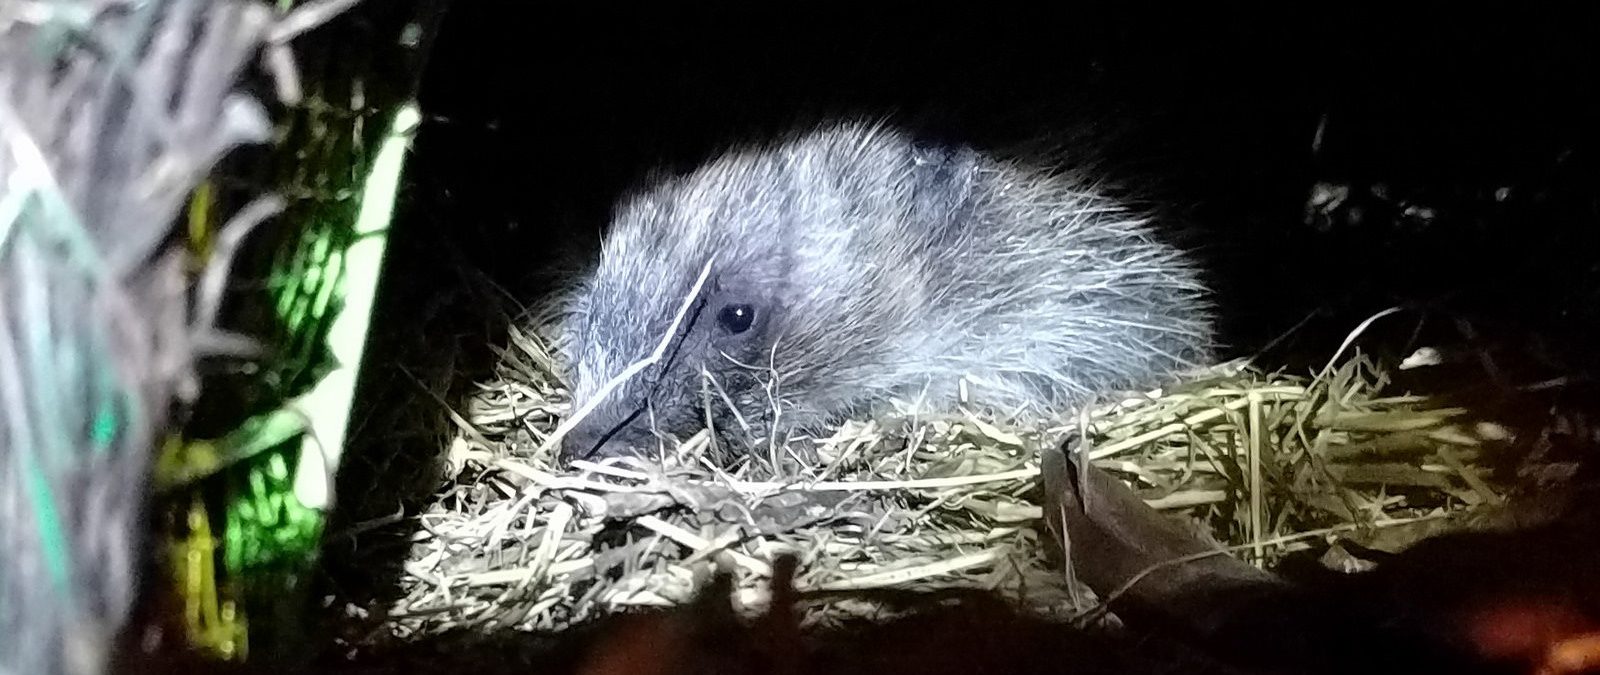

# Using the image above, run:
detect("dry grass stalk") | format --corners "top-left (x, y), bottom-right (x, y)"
top-left (375, 305), bottom-right (1516, 643)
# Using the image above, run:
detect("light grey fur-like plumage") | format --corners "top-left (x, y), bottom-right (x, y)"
top-left (556, 120), bottom-right (1214, 459)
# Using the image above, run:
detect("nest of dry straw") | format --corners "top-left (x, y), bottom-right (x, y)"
top-left (372, 311), bottom-right (1520, 642)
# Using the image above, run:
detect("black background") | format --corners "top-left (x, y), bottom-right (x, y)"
top-left (399, 2), bottom-right (1600, 361)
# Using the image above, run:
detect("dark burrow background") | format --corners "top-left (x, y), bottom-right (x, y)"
top-left (314, 2), bottom-right (1600, 665)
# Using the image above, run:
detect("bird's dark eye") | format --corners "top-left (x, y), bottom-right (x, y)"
top-left (717, 304), bottom-right (756, 334)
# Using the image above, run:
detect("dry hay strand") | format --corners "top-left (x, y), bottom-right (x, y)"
top-left (374, 313), bottom-right (1519, 643)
